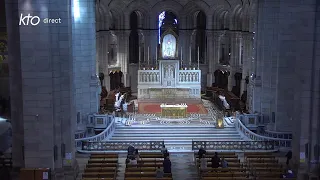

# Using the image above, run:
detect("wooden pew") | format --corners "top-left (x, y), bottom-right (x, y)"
top-left (125, 178), bottom-right (172, 180)
top-left (88, 158), bottom-right (118, 164)
top-left (125, 172), bottom-right (172, 178)
top-left (87, 163), bottom-right (118, 168)
top-left (90, 153), bottom-right (118, 159)
top-left (202, 177), bottom-right (249, 180)
top-left (83, 153), bottom-right (119, 180)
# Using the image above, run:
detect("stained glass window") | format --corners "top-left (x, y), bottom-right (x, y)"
top-left (158, 11), bottom-right (165, 44)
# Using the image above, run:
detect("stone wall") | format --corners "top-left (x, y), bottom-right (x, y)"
top-left (255, 0), bottom-right (320, 176)
top-left (5, 0), bottom-right (98, 176)
top-left (72, 0), bottom-right (99, 126)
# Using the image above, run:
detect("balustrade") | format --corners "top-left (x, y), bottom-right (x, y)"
top-left (81, 141), bottom-right (164, 151)
top-left (192, 140), bottom-right (275, 151)
top-left (178, 70), bottom-right (200, 83)
top-left (75, 115), bottom-right (116, 150)
top-left (234, 118), bottom-right (292, 149)
top-left (138, 70), bottom-right (160, 83)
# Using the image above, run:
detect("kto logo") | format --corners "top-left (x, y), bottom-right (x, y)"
top-left (19, 13), bottom-right (40, 26)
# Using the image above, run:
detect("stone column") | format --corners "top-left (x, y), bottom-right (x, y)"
top-left (4, 0), bottom-right (97, 178)
top-left (240, 33), bottom-right (252, 96)
top-left (137, 30), bottom-right (144, 69)
top-left (206, 31), bottom-right (214, 86)
top-left (117, 30), bottom-right (130, 87)
top-left (103, 32), bottom-right (111, 91)
top-left (228, 32), bottom-right (242, 91)
top-left (142, 30), bottom-right (150, 65)
top-left (213, 31), bottom-right (223, 77)
top-left (97, 31), bottom-right (109, 89)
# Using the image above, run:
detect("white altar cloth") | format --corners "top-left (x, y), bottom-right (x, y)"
top-left (160, 103), bottom-right (188, 108)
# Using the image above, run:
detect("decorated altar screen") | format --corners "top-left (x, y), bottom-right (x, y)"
top-left (162, 34), bottom-right (176, 59)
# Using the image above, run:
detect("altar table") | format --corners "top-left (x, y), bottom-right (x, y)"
top-left (160, 104), bottom-right (188, 118)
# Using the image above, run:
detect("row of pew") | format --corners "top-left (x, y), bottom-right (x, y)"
top-left (245, 152), bottom-right (295, 180)
top-left (195, 152), bottom-right (296, 180)
top-left (195, 152), bottom-right (249, 180)
top-left (82, 153), bottom-right (119, 180)
top-left (125, 152), bottom-right (172, 180)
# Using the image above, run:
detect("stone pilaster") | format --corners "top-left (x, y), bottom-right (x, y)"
top-left (142, 30), bottom-right (150, 65)
top-left (228, 32), bottom-right (242, 91)
top-left (72, 0), bottom-right (98, 123)
top-left (206, 30), bottom-right (214, 86)
top-left (5, 0), bottom-right (88, 175)
top-left (213, 31), bottom-right (224, 71)
top-left (119, 30), bottom-right (131, 87)
top-left (240, 33), bottom-right (253, 96)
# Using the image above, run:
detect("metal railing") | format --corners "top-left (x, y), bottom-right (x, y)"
top-left (81, 140), bottom-right (164, 151)
top-left (235, 118), bottom-right (292, 148)
top-left (75, 117), bottom-right (116, 150)
top-left (192, 140), bottom-right (275, 151)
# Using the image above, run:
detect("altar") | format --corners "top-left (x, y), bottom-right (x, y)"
top-left (137, 29), bottom-right (201, 102)
top-left (160, 104), bottom-right (188, 118)
top-left (137, 60), bottom-right (201, 100)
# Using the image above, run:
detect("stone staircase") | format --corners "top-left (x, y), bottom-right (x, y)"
top-left (110, 124), bottom-right (243, 151)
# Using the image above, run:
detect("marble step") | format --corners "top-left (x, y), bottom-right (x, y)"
top-left (110, 136), bottom-right (242, 140)
top-left (114, 129), bottom-right (238, 133)
top-left (116, 126), bottom-right (235, 130)
top-left (112, 133), bottom-right (241, 137)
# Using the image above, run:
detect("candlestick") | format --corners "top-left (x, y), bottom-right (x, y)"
top-left (156, 46), bottom-right (158, 61)
top-left (198, 46), bottom-right (200, 69)
top-left (148, 46), bottom-right (150, 65)
top-left (138, 46), bottom-right (141, 69)
top-left (189, 46), bottom-right (191, 66)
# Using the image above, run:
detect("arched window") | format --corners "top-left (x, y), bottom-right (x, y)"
top-left (158, 11), bottom-right (178, 44)
top-left (195, 11), bottom-right (206, 64)
top-left (129, 12), bottom-right (139, 63)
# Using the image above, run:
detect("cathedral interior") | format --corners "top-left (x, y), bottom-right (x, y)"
top-left (0, 0), bottom-right (319, 179)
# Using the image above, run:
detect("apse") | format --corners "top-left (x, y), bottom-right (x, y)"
top-left (158, 11), bottom-right (178, 44)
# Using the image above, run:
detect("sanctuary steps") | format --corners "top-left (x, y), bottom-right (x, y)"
top-left (110, 125), bottom-right (243, 151)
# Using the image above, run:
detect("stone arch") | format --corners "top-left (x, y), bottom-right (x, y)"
top-left (183, 1), bottom-right (210, 29)
top-left (150, 0), bottom-right (183, 29)
top-left (108, 0), bottom-right (126, 29)
top-left (96, 2), bottom-right (108, 31)
top-left (213, 6), bottom-right (230, 29)
top-left (126, 0), bottom-right (151, 29)
top-left (230, 5), bottom-right (243, 30)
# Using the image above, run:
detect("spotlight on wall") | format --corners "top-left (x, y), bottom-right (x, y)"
top-left (73, 0), bottom-right (80, 20)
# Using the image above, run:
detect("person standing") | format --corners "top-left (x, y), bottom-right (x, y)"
top-left (285, 150), bottom-right (292, 166)
top-left (211, 152), bottom-right (220, 168)
top-left (163, 156), bottom-right (172, 174)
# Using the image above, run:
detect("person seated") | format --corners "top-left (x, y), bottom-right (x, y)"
top-left (283, 170), bottom-right (294, 178)
top-left (211, 152), bottom-right (220, 168)
top-left (221, 157), bottom-right (228, 168)
top-left (161, 145), bottom-right (168, 156)
top-left (200, 154), bottom-right (207, 171)
top-left (198, 147), bottom-right (206, 159)
top-left (129, 157), bottom-right (137, 165)
top-left (127, 145), bottom-right (135, 156)
top-left (134, 149), bottom-right (140, 161)
top-left (163, 156), bottom-right (171, 174)
top-left (156, 166), bottom-right (164, 178)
